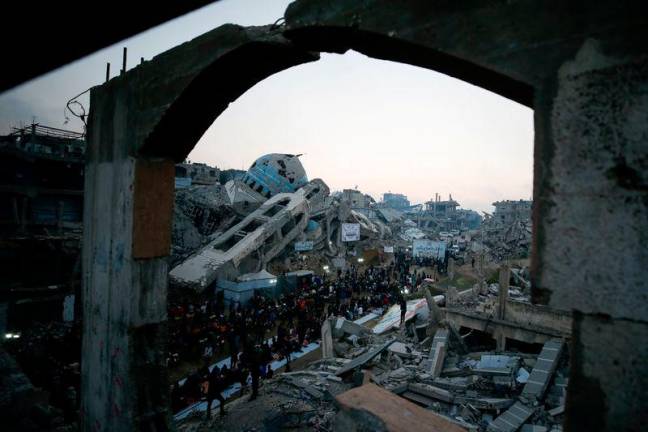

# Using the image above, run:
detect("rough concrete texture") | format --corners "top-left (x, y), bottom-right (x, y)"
top-left (566, 313), bottom-right (648, 432)
top-left (172, 184), bottom-right (235, 263)
top-left (537, 41), bottom-right (648, 322)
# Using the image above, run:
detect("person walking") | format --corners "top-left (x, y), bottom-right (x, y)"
top-left (206, 366), bottom-right (226, 419)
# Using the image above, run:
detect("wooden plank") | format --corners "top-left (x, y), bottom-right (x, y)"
top-left (336, 383), bottom-right (467, 432)
top-left (132, 158), bottom-right (174, 259)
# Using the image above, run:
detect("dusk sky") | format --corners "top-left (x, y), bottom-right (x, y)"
top-left (0, 0), bottom-right (533, 213)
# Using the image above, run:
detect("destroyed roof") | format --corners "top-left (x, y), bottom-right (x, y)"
top-left (376, 207), bottom-right (404, 223)
top-left (242, 153), bottom-right (308, 197)
top-left (236, 269), bottom-right (277, 282)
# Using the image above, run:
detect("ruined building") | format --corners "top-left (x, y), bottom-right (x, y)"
top-left (381, 193), bottom-right (410, 210)
top-left (0, 124), bottom-right (84, 331)
top-left (20, 1), bottom-right (643, 431)
top-left (492, 200), bottom-right (532, 225)
top-left (175, 161), bottom-right (220, 188)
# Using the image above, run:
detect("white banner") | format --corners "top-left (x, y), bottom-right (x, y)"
top-left (341, 223), bottom-right (361, 242)
top-left (294, 241), bottom-right (314, 251)
top-left (384, 246), bottom-right (394, 253)
top-left (412, 239), bottom-right (446, 259)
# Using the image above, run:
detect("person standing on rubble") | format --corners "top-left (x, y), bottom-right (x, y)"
top-left (206, 366), bottom-right (226, 418)
top-left (246, 343), bottom-right (263, 401)
top-left (399, 296), bottom-right (407, 325)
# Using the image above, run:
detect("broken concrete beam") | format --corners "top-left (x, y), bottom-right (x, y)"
top-left (335, 339), bottom-right (395, 376)
top-left (487, 401), bottom-right (535, 432)
top-left (336, 384), bottom-right (468, 432)
top-left (431, 342), bottom-right (446, 378)
top-left (429, 329), bottom-right (449, 377)
top-left (401, 391), bottom-right (436, 407)
top-left (281, 376), bottom-right (324, 400)
top-left (425, 287), bottom-right (444, 323)
top-left (521, 339), bottom-right (563, 400)
top-left (454, 396), bottom-right (515, 411)
top-left (548, 405), bottom-right (564, 416)
top-left (432, 376), bottom-right (475, 391)
top-left (446, 321), bottom-right (469, 354)
top-left (321, 318), bottom-right (333, 359)
top-left (388, 341), bottom-right (421, 359)
top-left (408, 382), bottom-right (454, 403)
top-left (334, 316), bottom-right (370, 338)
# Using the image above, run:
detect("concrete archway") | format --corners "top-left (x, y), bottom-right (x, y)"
top-left (83, 1), bottom-right (648, 431)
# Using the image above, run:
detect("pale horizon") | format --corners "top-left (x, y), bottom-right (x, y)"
top-left (0, 0), bottom-right (533, 214)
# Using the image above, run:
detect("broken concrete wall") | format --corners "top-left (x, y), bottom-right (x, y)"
top-left (533, 40), bottom-right (648, 431)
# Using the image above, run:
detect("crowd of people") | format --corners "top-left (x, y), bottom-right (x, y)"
top-left (167, 258), bottom-right (433, 417)
top-left (3, 251), bottom-right (447, 423)
top-left (4, 321), bottom-right (82, 425)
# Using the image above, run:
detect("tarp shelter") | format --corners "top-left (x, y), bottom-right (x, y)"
top-left (216, 270), bottom-right (279, 305)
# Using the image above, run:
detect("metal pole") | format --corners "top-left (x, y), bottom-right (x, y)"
top-left (106, 62), bottom-right (110, 82)
top-left (121, 47), bottom-right (127, 74)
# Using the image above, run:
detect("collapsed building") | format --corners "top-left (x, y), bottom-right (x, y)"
top-left (480, 200), bottom-right (533, 261)
top-left (381, 192), bottom-right (411, 210)
top-left (410, 194), bottom-right (482, 234)
top-left (175, 161), bottom-right (221, 188)
top-left (177, 265), bottom-right (570, 432)
top-left (170, 153), bottom-right (392, 303)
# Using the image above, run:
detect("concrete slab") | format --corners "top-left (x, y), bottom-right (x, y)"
top-left (335, 339), bottom-right (395, 376)
top-left (522, 339), bottom-right (563, 400)
top-left (336, 383), bottom-right (467, 432)
top-left (488, 401), bottom-right (535, 432)
top-left (429, 329), bottom-right (449, 377)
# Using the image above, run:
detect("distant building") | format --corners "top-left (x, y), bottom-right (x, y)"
top-left (341, 189), bottom-right (371, 209)
top-left (382, 193), bottom-right (410, 209)
top-left (0, 123), bottom-right (85, 326)
top-left (424, 194), bottom-right (459, 219)
top-left (175, 161), bottom-right (220, 188)
top-left (0, 123), bottom-right (85, 230)
top-left (455, 209), bottom-right (482, 230)
top-left (414, 193), bottom-right (481, 231)
top-left (492, 200), bottom-right (532, 225)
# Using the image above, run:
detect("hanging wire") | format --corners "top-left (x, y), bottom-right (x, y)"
top-left (64, 87), bottom-right (91, 135)
top-left (270, 16), bottom-right (285, 30)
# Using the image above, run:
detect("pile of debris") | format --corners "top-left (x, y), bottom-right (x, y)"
top-left (479, 215), bottom-right (532, 262)
top-left (178, 288), bottom-right (568, 432)
top-left (170, 153), bottom-right (396, 292)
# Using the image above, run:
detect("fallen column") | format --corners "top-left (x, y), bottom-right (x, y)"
top-left (429, 329), bottom-right (449, 377)
top-left (521, 339), bottom-right (564, 401)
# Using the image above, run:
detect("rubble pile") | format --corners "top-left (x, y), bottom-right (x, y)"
top-left (325, 318), bottom-right (566, 432)
top-left (172, 184), bottom-right (236, 265)
top-left (180, 297), bottom-right (569, 432)
top-left (169, 154), bottom-right (397, 291)
top-left (479, 200), bottom-right (532, 261)
top-left (481, 219), bottom-right (532, 261)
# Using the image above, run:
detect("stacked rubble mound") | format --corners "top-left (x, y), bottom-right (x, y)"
top-left (172, 184), bottom-right (235, 266)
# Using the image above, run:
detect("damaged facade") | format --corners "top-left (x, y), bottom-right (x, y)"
top-left (479, 201), bottom-right (533, 261)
